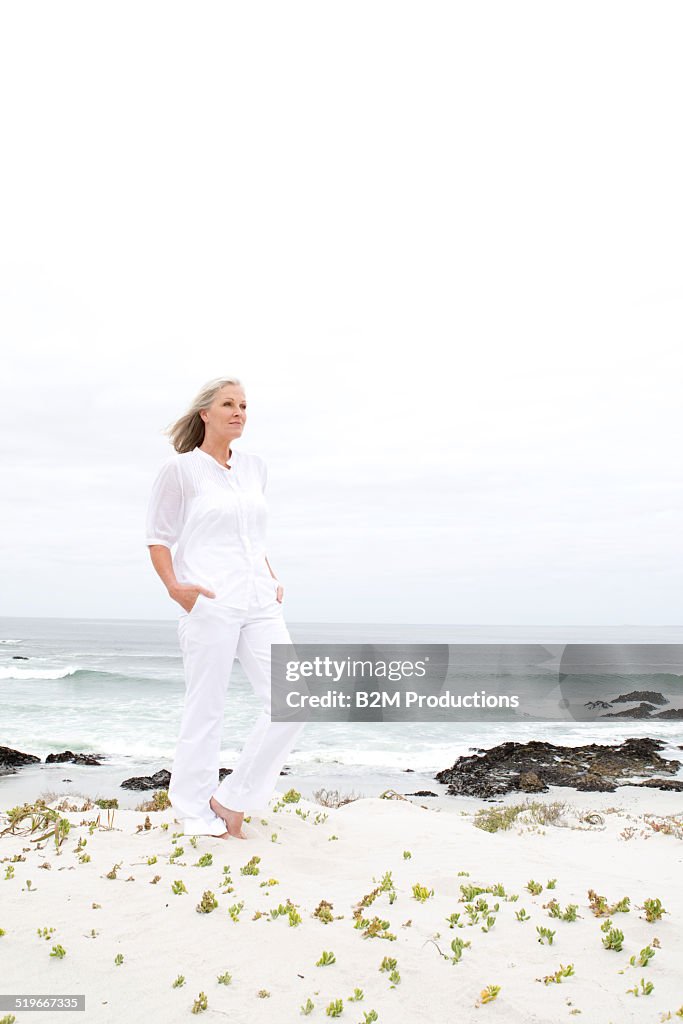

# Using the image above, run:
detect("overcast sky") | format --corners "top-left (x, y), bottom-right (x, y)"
top-left (1, 2), bottom-right (681, 624)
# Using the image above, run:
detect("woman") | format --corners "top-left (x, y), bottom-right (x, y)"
top-left (145, 376), bottom-right (304, 839)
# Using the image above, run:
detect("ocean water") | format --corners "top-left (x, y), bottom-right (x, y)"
top-left (1, 618), bottom-right (682, 796)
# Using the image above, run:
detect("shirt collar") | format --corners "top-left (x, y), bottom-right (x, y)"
top-left (194, 446), bottom-right (238, 471)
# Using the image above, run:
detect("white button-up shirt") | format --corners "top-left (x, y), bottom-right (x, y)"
top-left (145, 446), bottom-right (278, 611)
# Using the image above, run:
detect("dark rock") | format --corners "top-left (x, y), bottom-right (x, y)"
top-left (654, 708), bottom-right (683, 719)
top-left (403, 768), bottom-right (415, 773)
top-left (575, 772), bottom-right (616, 792)
top-left (585, 700), bottom-right (613, 709)
top-left (121, 769), bottom-right (172, 791)
top-left (434, 737), bottom-right (680, 799)
top-left (0, 745), bottom-right (41, 769)
top-left (45, 751), bottom-right (103, 765)
top-left (633, 778), bottom-right (683, 791)
top-left (601, 703), bottom-right (657, 719)
top-left (518, 771), bottom-right (547, 793)
top-left (611, 691), bottom-right (668, 705)
top-left (405, 790), bottom-right (437, 797)
top-left (12, 655), bottom-right (29, 660)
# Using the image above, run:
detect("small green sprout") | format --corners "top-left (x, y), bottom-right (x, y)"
top-left (228, 901), bottom-right (244, 922)
top-left (240, 855), bottom-right (261, 876)
top-left (516, 909), bottom-right (530, 922)
top-left (540, 963), bottom-right (575, 984)
top-left (643, 898), bottom-right (666, 922)
top-left (412, 883), bottom-right (434, 902)
top-left (446, 912), bottom-right (461, 928)
top-left (196, 853), bottom-right (212, 867)
top-left (450, 937), bottom-right (471, 963)
top-left (4, 866), bottom-right (15, 880)
top-left (288, 905), bottom-right (302, 927)
top-left (627, 978), bottom-right (654, 997)
top-left (348, 988), bottom-right (364, 1001)
top-left (479, 984), bottom-right (501, 1004)
top-left (172, 975), bottom-right (185, 988)
top-left (403, 850), bottom-right (412, 859)
top-left (282, 788), bottom-right (301, 803)
top-left (301, 997), bottom-right (314, 1015)
top-left (313, 900), bottom-right (335, 924)
top-left (325, 999), bottom-right (343, 1017)
top-left (316, 950), bottom-right (336, 966)
top-left (545, 899), bottom-right (578, 922)
top-left (587, 889), bottom-right (630, 917)
top-left (196, 890), bottom-right (218, 914)
top-left (602, 928), bottom-right (624, 952)
top-left (114, 953), bottom-right (124, 966)
top-left (172, 880), bottom-right (187, 895)
top-left (217, 971), bottom-right (232, 985)
top-left (629, 945), bottom-right (656, 968)
top-left (536, 926), bottom-right (555, 945)
top-left (546, 878), bottom-right (557, 889)
top-left (191, 991), bottom-right (208, 1013)
top-left (379, 956), bottom-right (397, 972)
top-left (147, 856), bottom-right (157, 865)
top-left (189, 836), bottom-right (198, 848)
top-left (526, 880), bottom-right (543, 895)
top-left (50, 944), bottom-right (67, 958)
top-left (362, 1013), bottom-right (378, 1023)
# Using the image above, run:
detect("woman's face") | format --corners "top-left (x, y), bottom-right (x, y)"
top-left (202, 384), bottom-right (247, 442)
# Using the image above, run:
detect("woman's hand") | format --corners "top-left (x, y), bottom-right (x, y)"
top-left (168, 583), bottom-right (216, 613)
top-left (275, 582), bottom-right (284, 604)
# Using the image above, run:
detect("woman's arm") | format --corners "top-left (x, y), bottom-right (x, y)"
top-left (148, 545), bottom-right (215, 612)
top-left (265, 556), bottom-right (284, 604)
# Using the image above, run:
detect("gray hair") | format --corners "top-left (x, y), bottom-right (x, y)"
top-left (164, 377), bottom-right (243, 453)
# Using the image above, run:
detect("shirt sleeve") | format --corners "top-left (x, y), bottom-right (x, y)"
top-left (145, 457), bottom-right (184, 549)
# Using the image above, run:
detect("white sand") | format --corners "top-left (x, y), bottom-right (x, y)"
top-left (1, 783), bottom-right (681, 1024)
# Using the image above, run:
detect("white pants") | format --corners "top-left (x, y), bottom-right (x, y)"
top-left (169, 580), bottom-right (305, 836)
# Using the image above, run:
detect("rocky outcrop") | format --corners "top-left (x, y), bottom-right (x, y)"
top-left (45, 751), bottom-right (103, 765)
top-left (610, 691), bottom-right (669, 705)
top-left (601, 703), bottom-right (658, 719)
top-left (0, 745), bottom-right (41, 775)
top-left (435, 737), bottom-right (680, 799)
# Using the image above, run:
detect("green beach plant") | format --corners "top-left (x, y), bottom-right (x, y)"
top-left (196, 891), bottom-right (218, 914)
top-left (50, 945), bottom-right (66, 958)
top-left (602, 927), bottom-right (624, 952)
top-left (217, 971), bottom-right (232, 985)
top-left (412, 884), bottom-right (433, 902)
top-left (325, 999), bottom-right (342, 1017)
top-left (191, 992), bottom-right (208, 1013)
top-left (172, 880), bottom-right (187, 895)
top-left (241, 855), bottom-right (261, 876)
top-left (627, 978), bottom-right (654, 996)
top-left (172, 975), bottom-right (185, 988)
top-left (643, 898), bottom-right (666, 922)
top-left (228, 901), bottom-right (244, 922)
top-left (536, 926), bottom-right (555, 945)
top-left (316, 950), bottom-right (336, 966)
top-left (301, 998), bottom-right (314, 1015)
top-left (539, 963), bottom-right (574, 985)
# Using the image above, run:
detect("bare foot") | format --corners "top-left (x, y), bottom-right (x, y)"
top-left (210, 795), bottom-right (247, 838)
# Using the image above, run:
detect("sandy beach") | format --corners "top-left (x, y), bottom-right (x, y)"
top-left (1, 779), bottom-right (681, 1024)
